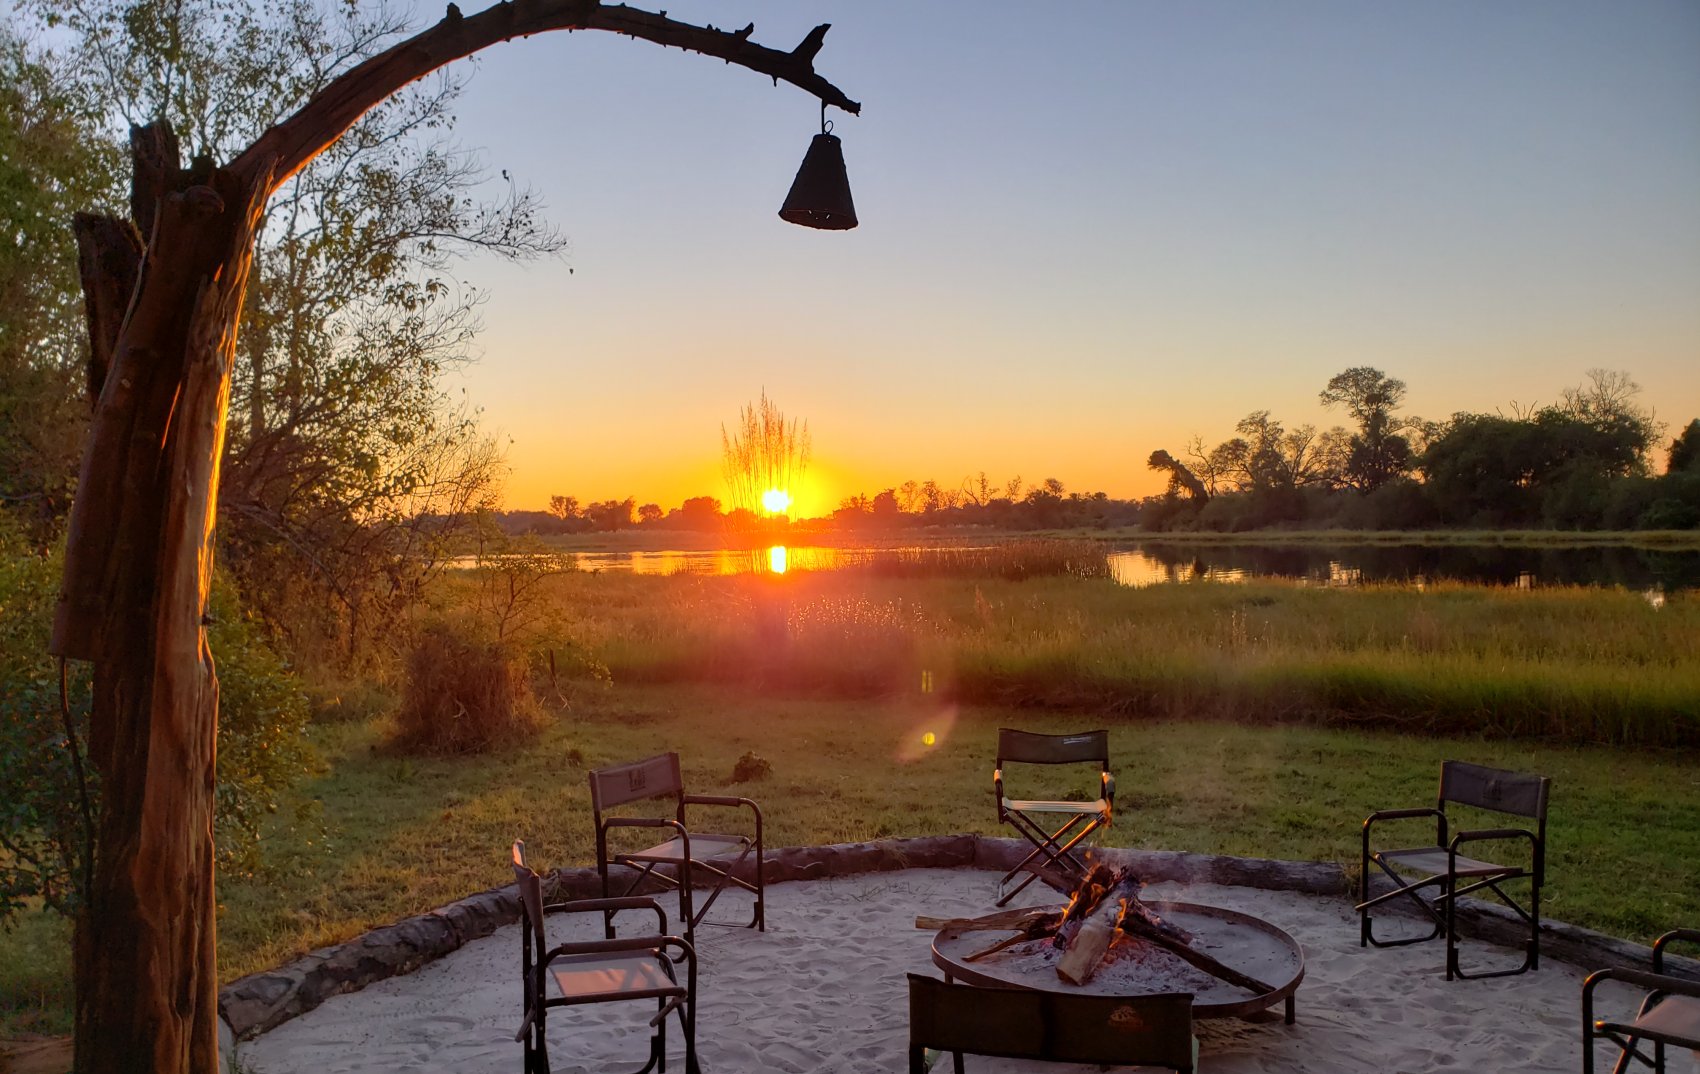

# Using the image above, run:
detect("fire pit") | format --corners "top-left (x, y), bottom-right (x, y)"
top-left (924, 864), bottom-right (1305, 1023)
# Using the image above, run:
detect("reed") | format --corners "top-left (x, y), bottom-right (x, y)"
top-left (515, 571), bottom-right (1700, 747)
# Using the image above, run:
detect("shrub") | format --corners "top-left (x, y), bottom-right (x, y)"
top-left (389, 622), bottom-right (541, 754)
top-left (730, 751), bottom-right (771, 783)
top-left (0, 519), bottom-right (314, 917)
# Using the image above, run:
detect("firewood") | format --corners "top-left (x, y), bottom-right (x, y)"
top-left (1056, 871), bottom-right (1143, 984)
top-left (1118, 914), bottom-right (1277, 997)
top-left (914, 907), bottom-right (1055, 933)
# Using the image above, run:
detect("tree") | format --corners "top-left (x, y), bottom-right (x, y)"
top-left (1670, 419), bottom-right (1700, 474)
top-left (1320, 366), bottom-right (1412, 491)
top-left (720, 390), bottom-right (811, 518)
top-left (45, 4), bottom-right (859, 1068)
top-left (548, 494), bottom-right (580, 520)
top-left (1146, 449), bottom-right (1208, 501)
top-left (0, 30), bottom-right (119, 536)
top-left (1559, 368), bottom-right (1661, 474)
top-left (637, 502), bottom-right (663, 525)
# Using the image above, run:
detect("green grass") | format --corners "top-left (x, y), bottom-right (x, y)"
top-left (485, 571), bottom-right (1700, 747)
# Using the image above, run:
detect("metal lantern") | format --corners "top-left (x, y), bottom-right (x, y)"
top-left (779, 128), bottom-right (857, 230)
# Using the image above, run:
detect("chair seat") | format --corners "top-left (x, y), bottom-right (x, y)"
top-left (618, 833), bottom-right (750, 864)
top-left (1003, 798), bottom-right (1110, 816)
top-left (1598, 994), bottom-right (1700, 1047)
top-left (550, 950), bottom-right (683, 1003)
top-left (1374, 846), bottom-right (1520, 879)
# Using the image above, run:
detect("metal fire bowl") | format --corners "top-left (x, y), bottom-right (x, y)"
top-left (931, 900), bottom-right (1305, 1020)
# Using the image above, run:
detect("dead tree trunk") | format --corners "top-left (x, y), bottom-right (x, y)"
top-left (50, 5), bottom-right (857, 1071)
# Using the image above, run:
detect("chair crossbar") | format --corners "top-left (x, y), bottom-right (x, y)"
top-left (996, 809), bottom-right (1106, 907)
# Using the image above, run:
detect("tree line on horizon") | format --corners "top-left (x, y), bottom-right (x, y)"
top-left (512, 366), bottom-right (1699, 537)
top-left (1145, 367), bottom-right (1700, 532)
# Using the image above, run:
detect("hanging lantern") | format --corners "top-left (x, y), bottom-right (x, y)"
top-left (779, 110), bottom-right (857, 230)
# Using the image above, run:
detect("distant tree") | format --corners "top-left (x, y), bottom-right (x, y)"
top-left (1670, 420), bottom-right (1700, 474)
top-left (720, 391), bottom-right (810, 516)
top-left (1146, 450), bottom-right (1209, 501)
top-left (547, 495), bottom-right (580, 520)
top-left (585, 498), bottom-right (635, 530)
top-left (1558, 369), bottom-right (1661, 474)
top-left (897, 479), bottom-right (924, 513)
top-left (1320, 366), bottom-right (1413, 491)
top-left (669, 495), bottom-right (723, 530)
top-left (870, 488), bottom-right (902, 524)
top-left (1042, 477), bottom-right (1065, 496)
top-left (960, 472), bottom-right (996, 507)
top-left (1004, 475), bottom-right (1024, 501)
top-left (637, 503), bottom-right (663, 525)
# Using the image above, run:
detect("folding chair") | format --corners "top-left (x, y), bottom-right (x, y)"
top-left (907, 973), bottom-right (1195, 1073)
top-left (1583, 929), bottom-right (1700, 1074)
top-left (510, 841), bottom-right (699, 1074)
top-left (591, 752), bottom-right (764, 951)
top-left (1357, 759), bottom-right (1550, 980)
top-left (993, 729), bottom-right (1114, 907)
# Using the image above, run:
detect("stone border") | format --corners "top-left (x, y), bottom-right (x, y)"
top-left (218, 834), bottom-right (1700, 1040)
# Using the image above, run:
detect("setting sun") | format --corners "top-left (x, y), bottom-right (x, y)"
top-left (761, 488), bottom-right (791, 515)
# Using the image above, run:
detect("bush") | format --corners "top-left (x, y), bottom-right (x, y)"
top-left (389, 622), bottom-right (541, 754)
top-left (0, 519), bottom-right (314, 916)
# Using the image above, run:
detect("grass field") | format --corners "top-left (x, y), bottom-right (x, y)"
top-left (472, 568), bottom-right (1700, 747)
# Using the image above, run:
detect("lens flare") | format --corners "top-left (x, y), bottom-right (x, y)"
top-left (922, 731), bottom-right (936, 747)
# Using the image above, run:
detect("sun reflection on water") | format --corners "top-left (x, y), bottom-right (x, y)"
top-left (767, 545), bottom-right (788, 574)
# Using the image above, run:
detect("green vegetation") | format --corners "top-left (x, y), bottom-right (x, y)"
top-left (463, 568), bottom-right (1700, 748)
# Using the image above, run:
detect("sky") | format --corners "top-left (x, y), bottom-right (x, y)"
top-left (425, 0), bottom-right (1700, 517)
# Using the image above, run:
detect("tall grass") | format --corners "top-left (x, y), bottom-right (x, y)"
top-left (489, 570), bottom-right (1700, 747)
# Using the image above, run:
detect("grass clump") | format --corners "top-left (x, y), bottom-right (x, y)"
top-left (387, 623), bottom-right (541, 755)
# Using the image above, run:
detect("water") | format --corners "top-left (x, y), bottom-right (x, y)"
top-left (460, 541), bottom-right (1700, 592)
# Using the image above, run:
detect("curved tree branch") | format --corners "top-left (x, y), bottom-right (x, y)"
top-left (234, 1), bottom-right (861, 193)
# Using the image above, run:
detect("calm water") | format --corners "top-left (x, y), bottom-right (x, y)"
top-left (477, 541), bottom-right (1700, 593)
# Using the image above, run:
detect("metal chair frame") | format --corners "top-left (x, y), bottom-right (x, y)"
top-left (993, 729), bottom-right (1114, 907)
top-left (511, 841), bottom-right (699, 1074)
top-left (907, 973), bottom-right (1195, 1073)
top-left (1583, 929), bottom-right (1700, 1074)
top-left (591, 752), bottom-right (765, 951)
top-left (1357, 760), bottom-right (1550, 980)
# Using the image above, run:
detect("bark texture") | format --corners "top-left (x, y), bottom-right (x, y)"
top-left (51, 6), bottom-right (855, 1070)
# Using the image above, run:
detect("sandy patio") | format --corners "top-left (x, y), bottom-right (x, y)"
top-left (235, 866), bottom-right (1681, 1073)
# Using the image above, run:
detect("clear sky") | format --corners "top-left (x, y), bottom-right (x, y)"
top-left (435, 0), bottom-right (1700, 517)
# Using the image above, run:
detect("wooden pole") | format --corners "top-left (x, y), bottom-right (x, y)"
top-left (50, 5), bottom-right (858, 1070)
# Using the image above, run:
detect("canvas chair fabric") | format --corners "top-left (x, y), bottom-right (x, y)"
top-left (1582, 929), bottom-right (1700, 1074)
top-left (907, 973), bottom-right (1195, 1073)
top-left (1357, 759), bottom-right (1550, 980)
top-left (993, 729), bottom-right (1115, 907)
top-left (510, 841), bottom-right (699, 1074)
top-left (590, 751), bottom-right (766, 950)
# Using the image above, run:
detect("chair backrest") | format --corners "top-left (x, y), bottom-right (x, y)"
top-left (997, 728), bottom-right (1109, 769)
top-left (1438, 761), bottom-right (1549, 822)
top-left (511, 840), bottom-right (545, 943)
top-left (907, 974), bottom-right (1193, 1072)
top-left (589, 753), bottom-right (684, 815)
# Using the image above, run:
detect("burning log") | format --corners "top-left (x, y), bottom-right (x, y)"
top-left (920, 863), bottom-right (1279, 995)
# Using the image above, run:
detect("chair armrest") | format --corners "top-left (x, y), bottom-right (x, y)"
top-left (542, 896), bottom-right (668, 933)
top-left (679, 794), bottom-right (763, 846)
top-left (1655, 929), bottom-right (1700, 974)
top-left (1450, 827), bottom-right (1540, 879)
top-left (547, 933), bottom-right (684, 960)
top-left (1366, 807), bottom-right (1444, 824)
top-left (1584, 967), bottom-right (1700, 1011)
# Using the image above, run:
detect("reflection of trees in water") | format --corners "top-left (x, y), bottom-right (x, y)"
top-left (1135, 542), bottom-right (1700, 591)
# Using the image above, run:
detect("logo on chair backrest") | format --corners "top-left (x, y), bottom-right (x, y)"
top-left (628, 769), bottom-right (647, 793)
top-left (1108, 1006), bottom-right (1146, 1032)
top-left (1484, 779), bottom-right (1503, 804)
